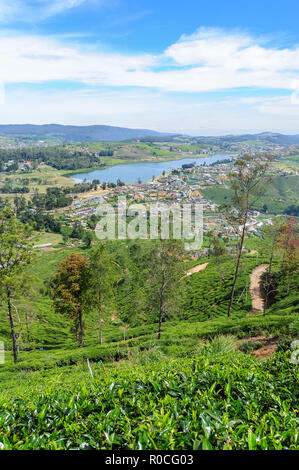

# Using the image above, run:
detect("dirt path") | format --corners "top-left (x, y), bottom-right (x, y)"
top-left (185, 262), bottom-right (209, 278)
top-left (237, 335), bottom-right (279, 359)
top-left (249, 264), bottom-right (268, 314)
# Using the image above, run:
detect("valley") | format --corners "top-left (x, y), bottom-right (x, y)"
top-left (0, 134), bottom-right (298, 450)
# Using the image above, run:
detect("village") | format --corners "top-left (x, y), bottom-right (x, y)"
top-left (53, 159), bottom-right (273, 249)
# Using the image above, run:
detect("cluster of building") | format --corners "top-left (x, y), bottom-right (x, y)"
top-left (60, 160), bottom-right (271, 239)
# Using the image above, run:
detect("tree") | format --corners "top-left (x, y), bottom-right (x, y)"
top-left (70, 221), bottom-right (84, 239)
top-left (261, 216), bottom-right (284, 313)
top-left (211, 236), bottom-right (226, 257)
top-left (88, 244), bottom-right (115, 344)
top-left (0, 205), bottom-right (35, 363)
top-left (52, 253), bottom-right (91, 347)
top-left (83, 231), bottom-right (93, 249)
top-left (276, 216), bottom-right (298, 295)
top-left (62, 232), bottom-right (69, 245)
top-left (220, 154), bottom-right (272, 317)
top-left (6, 273), bottom-right (37, 348)
top-left (146, 240), bottom-right (185, 339)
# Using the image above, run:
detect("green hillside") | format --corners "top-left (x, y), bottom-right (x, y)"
top-left (201, 174), bottom-right (299, 215)
top-left (0, 236), bottom-right (298, 449)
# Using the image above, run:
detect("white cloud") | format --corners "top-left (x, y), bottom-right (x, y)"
top-left (165, 28), bottom-right (299, 73)
top-left (0, 28), bottom-right (298, 94)
top-left (0, 0), bottom-right (19, 22)
top-left (0, 27), bottom-right (299, 133)
top-left (0, 0), bottom-right (95, 23)
top-left (0, 35), bottom-right (155, 85)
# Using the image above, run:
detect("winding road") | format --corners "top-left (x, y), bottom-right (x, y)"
top-left (249, 264), bottom-right (268, 314)
top-left (183, 261), bottom-right (268, 315)
top-left (184, 262), bottom-right (209, 278)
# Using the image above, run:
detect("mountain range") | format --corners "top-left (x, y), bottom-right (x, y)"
top-left (0, 124), bottom-right (299, 145)
top-left (0, 124), bottom-right (171, 142)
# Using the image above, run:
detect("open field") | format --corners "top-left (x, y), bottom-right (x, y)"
top-left (0, 165), bottom-right (74, 200)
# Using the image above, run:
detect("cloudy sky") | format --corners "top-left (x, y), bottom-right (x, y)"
top-left (0, 0), bottom-right (298, 135)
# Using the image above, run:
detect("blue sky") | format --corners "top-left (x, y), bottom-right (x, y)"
top-left (0, 0), bottom-right (298, 134)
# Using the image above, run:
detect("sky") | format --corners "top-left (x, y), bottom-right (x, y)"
top-left (0, 0), bottom-right (299, 135)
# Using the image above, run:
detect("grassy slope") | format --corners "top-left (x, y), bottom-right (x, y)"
top-left (0, 242), bottom-right (269, 348)
top-left (201, 174), bottom-right (299, 214)
top-left (0, 242), bottom-right (297, 374)
top-left (0, 239), bottom-right (298, 450)
top-left (0, 166), bottom-right (74, 201)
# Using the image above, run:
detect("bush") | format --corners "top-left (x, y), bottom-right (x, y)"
top-left (239, 340), bottom-right (263, 353)
top-left (289, 319), bottom-right (299, 337)
top-left (277, 335), bottom-right (293, 352)
top-left (134, 346), bottom-right (166, 366)
top-left (203, 335), bottom-right (236, 357)
top-left (0, 352), bottom-right (298, 450)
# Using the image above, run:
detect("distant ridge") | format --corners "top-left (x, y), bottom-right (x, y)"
top-left (195, 132), bottom-right (299, 145)
top-left (0, 125), bottom-right (298, 145)
top-left (233, 132), bottom-right (299, 145)
top-left (0, 124), bottom-right (172, 142)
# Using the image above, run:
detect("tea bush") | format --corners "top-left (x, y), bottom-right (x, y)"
top-left (0, 351), bottom-right (297, 450)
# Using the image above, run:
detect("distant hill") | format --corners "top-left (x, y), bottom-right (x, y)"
top-left (0, 124), bottom-right (172, 142)
top-left (194, 132), bottom-right (299, 145)
top-left (0, 125), bottom-right (298, 145)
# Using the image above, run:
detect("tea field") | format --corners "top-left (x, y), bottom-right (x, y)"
top-left (0, 243), bottom-right (298, 450)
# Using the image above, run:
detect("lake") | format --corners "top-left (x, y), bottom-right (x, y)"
top-left (72, 153), bottom-right (232, 184)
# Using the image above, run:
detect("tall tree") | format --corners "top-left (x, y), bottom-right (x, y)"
top-left (146, 240), bottom-right (185, 339)
top-left (261, 216), bottom-right (284, 313)
top-left (83, 231), bottom-right (93, 249)
top-left (88, 244), bottom-right (115, 344)
top-left (52, 253), bottom-right (91, 347)
top-left (0, 205), bottom-right (35, 363)
top-left (276, 216), bottom-right (298, 295)
top-left (220, 154), bottom-right (272, 317)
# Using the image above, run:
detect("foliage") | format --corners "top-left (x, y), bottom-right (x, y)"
top-left (88, 244), bottom-right (116, 344)
top-left (202, 334), bottom-right (236, 357)
top-left (51, 253), bottom-right (91, 347)
top-left (0, 351), bottom-right (297, 450)
top-left (220, 153), bottom-right (272, 316)
top-left (0, 205), bottom-right (35, 363)
top-left (145, 240), bottom-right (186, 338)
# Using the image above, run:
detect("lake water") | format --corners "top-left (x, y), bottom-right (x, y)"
top-left (72, 153), bottom-right (232, 184)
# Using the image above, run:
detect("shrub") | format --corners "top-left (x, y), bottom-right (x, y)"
top-left (203, 334), bottom-right (236, 357)
top-left (289, 319), bottom-right (299, 337)
top-left (134, 346), bottom-right (166, 366)
top-left (277, 335), bottom-right (293, 352)
top-left (239, 340), bottom-right (263, 353)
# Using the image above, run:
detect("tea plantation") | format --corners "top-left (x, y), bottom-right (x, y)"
top-left (0, 243), bottom-right (298, 450)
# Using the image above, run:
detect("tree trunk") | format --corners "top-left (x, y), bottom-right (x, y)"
top-left (75, 318), bottom-right (80, 347)
top-left (263, 274), bottom-right (269, 315)
top-left (25, 312), bottom-right (30, 343)
top-left (263, 238), bottom-right (276, 315)
top-left (7, 287), bottom-right (18, 364)
top-left (157, 271), bottom-right (166, 339)
top-left (227, 218), bottom-right (247, 317)
top-left (98, 291), bottom-right (102, 345)
top-left (78, 309), bottom-right (83, 347)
